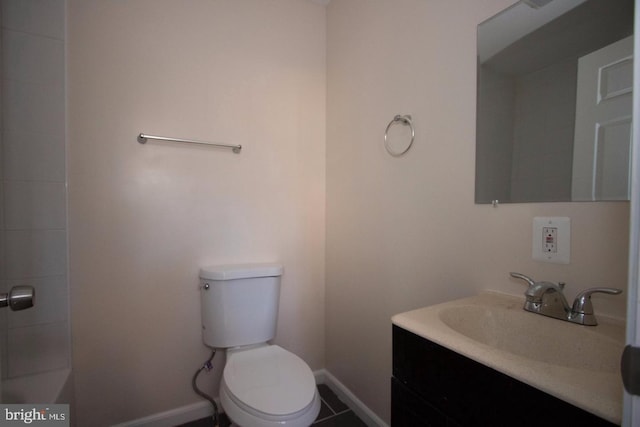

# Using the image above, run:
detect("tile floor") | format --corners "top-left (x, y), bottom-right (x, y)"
top-left (178, 384), bottom-right (368, 427)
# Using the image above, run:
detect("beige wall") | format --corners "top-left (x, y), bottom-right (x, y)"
top-left (67, 0), bottom-right (631, 425)
top-left (68, 1), bottom-right (326, 425)
top-left (326, 0), bottom-right (629, 423)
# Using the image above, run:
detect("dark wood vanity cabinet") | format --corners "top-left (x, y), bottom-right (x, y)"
top-left (391, 325), bottom-right (617, 427)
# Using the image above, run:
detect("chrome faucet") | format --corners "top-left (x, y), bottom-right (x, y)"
top-left (509, 272), bottom-right (622, 326)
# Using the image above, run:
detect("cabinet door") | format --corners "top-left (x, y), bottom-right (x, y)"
top-left (391, 378), bottom-right (449, 427)
top-left (392, 326), bottom-right (617, 426)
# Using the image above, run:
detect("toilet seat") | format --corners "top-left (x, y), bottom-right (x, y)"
top-left (221, 345), bottom-right (320, 426)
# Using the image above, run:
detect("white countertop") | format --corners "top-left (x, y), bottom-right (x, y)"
top-left (391, 291), bottom-right (624, 424)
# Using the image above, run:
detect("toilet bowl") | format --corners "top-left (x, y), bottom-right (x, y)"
top-left (199, 263), bottom-right (320, 427)
top-left (220, 345), bottom-right (320, 427)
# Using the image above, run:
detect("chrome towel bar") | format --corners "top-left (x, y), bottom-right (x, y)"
top-left (138, 133), bottom-right (242, 153)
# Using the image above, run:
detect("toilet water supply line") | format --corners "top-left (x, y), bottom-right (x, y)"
top-left (192, 349), bottom-right (220, 427)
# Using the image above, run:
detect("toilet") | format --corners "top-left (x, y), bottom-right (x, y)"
top-left (199, 263), bottom-right (321, 427)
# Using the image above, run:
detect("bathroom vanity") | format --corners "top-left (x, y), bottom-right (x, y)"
top-left (391, 292), bottom-right (623, 426)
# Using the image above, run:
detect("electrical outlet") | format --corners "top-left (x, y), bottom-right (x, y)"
top-left (533, 217), bottom-right (570, 264)
top-left (542, 227), bottom-right (557, 253)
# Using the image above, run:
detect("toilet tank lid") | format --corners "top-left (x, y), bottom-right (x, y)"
top-left (199, 263), bottom-right (283, 280)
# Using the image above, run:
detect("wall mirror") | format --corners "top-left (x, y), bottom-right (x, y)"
top-left (475, 0), bottom-right (634, 204)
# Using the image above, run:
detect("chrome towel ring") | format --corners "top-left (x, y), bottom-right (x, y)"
top-left (384, 115), bottom-right (414, 157)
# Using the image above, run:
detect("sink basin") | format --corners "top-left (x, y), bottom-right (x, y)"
top-left (391, 291), bottom-right (625, 424)
top-left (438, 304), bottom-right (623, 373)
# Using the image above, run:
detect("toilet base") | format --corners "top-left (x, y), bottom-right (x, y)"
top-left (220, 383), bottom-right (321, 427)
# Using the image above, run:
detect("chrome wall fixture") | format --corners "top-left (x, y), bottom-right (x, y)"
top-left (384, 115), bottom-right (415, 157)
top-left (0, 285), bottom-right (35, 311)
top-left (138, 133), bottom-right (242, 153)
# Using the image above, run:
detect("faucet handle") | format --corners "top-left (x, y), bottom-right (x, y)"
top-left (571, 287), bottom-right (623, 325)
top-left (572, 287), bottom-right (623, 314)
top-left (510, 273), bottom-right (544, 302)
top-left (510, 272), bottom-right (535, 287)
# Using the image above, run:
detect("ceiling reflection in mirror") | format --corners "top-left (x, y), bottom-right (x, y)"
top-left (475, 0), bottom-right (633, 204)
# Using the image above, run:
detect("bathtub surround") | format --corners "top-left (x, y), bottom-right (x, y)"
top-left (3, 368), bottom-right (74, 405)
top-left (65, 0), bottom-right (630, 426)
top-left (0, 0), bottom-right (71, 384)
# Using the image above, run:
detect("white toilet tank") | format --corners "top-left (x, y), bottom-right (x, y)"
top-left (199, 263), bottom-right (283, 348)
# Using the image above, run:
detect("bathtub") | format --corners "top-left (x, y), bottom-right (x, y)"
top-left (3, 368), bottom-right (74, 404)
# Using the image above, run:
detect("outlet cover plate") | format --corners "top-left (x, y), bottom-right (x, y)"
top-left (532, 217), bottom-right (570, 264)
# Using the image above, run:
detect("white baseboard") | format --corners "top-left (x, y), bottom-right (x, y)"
top-left (113, 369), bottom-right (388, 427)
top-left (111, 400), bottom-right (217, 427)
top-left (314, 369), bottom-right (389, 427)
